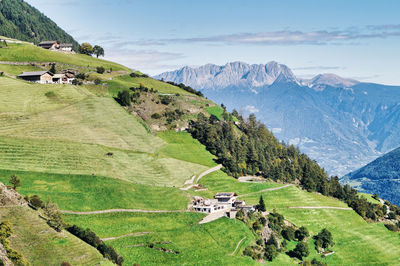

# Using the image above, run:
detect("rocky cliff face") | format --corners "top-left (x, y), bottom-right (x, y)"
top-left (156, 62), bottom-right (400, 177)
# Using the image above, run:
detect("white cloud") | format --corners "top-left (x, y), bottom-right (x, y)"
top-left (244, 105), bottom-right (259, 113)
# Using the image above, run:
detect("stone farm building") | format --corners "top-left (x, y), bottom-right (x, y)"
top-left (38, 41), bottom-right (73, 53)
top-left (193, 192), bottom-right (255, 218)
top-left (18, 71), bottom-right (75, 84)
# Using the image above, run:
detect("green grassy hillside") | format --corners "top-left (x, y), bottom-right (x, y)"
top-left (0, 42), bottom-right (130, 71)
top-left (0, 205), bottom-right (111, 265)
top-left (1, 37), bottom-right (400, 265)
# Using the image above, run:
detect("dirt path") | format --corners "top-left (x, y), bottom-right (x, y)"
top-left (180, 164), bottom-right (222, 191)
top-left (287, 206), bottom-right (352, 210)
top-left (195, 164), bottom-right (222, 183)
top-left (101, 232), bottom-right (152, 241)
top-left (230, 237), bottom-right (246, 255)
top-left (237, 184), bottom-right (293, 198)
top-left (61, 209), bottom-right (188, 215)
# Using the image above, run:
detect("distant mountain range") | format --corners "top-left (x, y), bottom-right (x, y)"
top-left (155, 61), bottom-right (400, 177)
top-left (0, 0), bottom-right (78, 49)
top-left (343, 147), bottom-right (400, 205)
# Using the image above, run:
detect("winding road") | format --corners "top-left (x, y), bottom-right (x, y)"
top-left (180, 164), bottom-right (222, 191)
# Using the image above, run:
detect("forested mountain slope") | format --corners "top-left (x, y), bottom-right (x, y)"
top-left (343, 147), bottom-right (400, 205)
top-left (0, 0), bottom-right (78, 48)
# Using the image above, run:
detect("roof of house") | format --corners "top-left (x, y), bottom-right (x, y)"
top-left (59, 43), bottom-right (73, 47)
top-left (38, 41), bottom-right (57, 45)
top-left (18, 71), bottom-right (53, 77)
top-left (215, 192), bottom-right (236, 198)
top-left (52, 74), bottom-right (65, 78)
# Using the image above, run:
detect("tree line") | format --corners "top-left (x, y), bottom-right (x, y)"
top-left (188, 111), bottom-right (398, 222)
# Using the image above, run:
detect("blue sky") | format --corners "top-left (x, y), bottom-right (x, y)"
top-left (26, 0), bottom-right (400, 84)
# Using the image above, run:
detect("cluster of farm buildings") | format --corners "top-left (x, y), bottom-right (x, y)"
top-left (17, 41), bottom-right (76, 84)
top-left (192, 192), bottom-right (255, 218)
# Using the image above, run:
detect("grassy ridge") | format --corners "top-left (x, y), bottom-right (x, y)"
top-left (105, 75), bottom-right (193, 96)
top-left (0, 169), bottom-right (190, 211)
top-left (0, 206), bottom-right (110, 265)
top-left (0, 42), bottom-right (129, 71)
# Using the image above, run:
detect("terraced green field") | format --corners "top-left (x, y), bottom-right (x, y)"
top-left (0, 206), bottom-right (110, 265)
top-left (64, 213), bottom-right (257, 265)
top-left (0, 42), bottom-right (129, 71)
top-left (0, 170), bottom-right (190, 211)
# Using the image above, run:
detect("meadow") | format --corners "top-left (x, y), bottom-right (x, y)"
top-left (0, 64), bottom-right (44, 76)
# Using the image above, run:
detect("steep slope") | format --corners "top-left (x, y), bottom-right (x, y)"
top-left (0, 0), bottom-right (79, 49)
top-left (0, 182), bottom-right (111, 265)
top-left (156, 62), bottom-right (400, 177)
top-left (343, 147), bottom-right (400, 205)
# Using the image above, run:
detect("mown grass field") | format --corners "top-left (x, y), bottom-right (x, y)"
top-left (0, 78), bottom-right (211, 187)
top-left (63, 213), bottom-right (257, 266)
top-left (158, 131), bottom-right (217, 167)
top-left (0, 76), bottom-right (87, 114)
top-left (0, 42), bottom-right (130, 71)
top-left (0, 169), bottom-right (190, 211)
top-left (0, 206), bottom-right (111, 265)
top-left (205, 105), bottom-right (225, 119)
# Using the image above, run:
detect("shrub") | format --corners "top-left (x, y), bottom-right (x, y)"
top-left (291, 242), bottom-right (309, 260)
top-left (159, 95), bottom-right (173, 105)
top-left (384, 223), bottom-right (399, 232)
top-left (75, 73), bottom-right (86, 80)
top-left (264, 244), bottom-right (278, 261)
top-left (281, 226), bottom-right (295, 241)
top-left (295, 226), bottom-right (309, 241)
top-left (116, 90), bottom-right (131, 106)
top-left (151, 113), bottom-right (161, 119)
top-left (61, 263), bottom-right (71, 266)
top-left (9, 174), bottom-right (21, 190)
top-left (96, 66), bottom-right (105, 74)
top-left (94, 78), bottom-right (102, 85)
top-left (45, 91), bottom-right (57, 98)
top-left (314, 228), bottom-right (334, 250)
top-left (29, 195), bottom-right (44, 209)
top-left (388, 212), bottom-right (396, 220)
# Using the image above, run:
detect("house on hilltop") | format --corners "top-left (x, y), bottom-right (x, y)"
top-left (38, 41), bottom-right (74, 53)
top-left (38, 41), bottom-right (59, 50)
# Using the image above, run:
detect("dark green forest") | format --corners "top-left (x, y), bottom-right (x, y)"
top-left (0, 0), bottom-right (78, 49)
top-left (189, 111), bottom-right (399, 222)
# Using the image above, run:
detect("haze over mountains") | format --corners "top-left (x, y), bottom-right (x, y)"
top-left (156, 61), bottom-right (400, 176)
